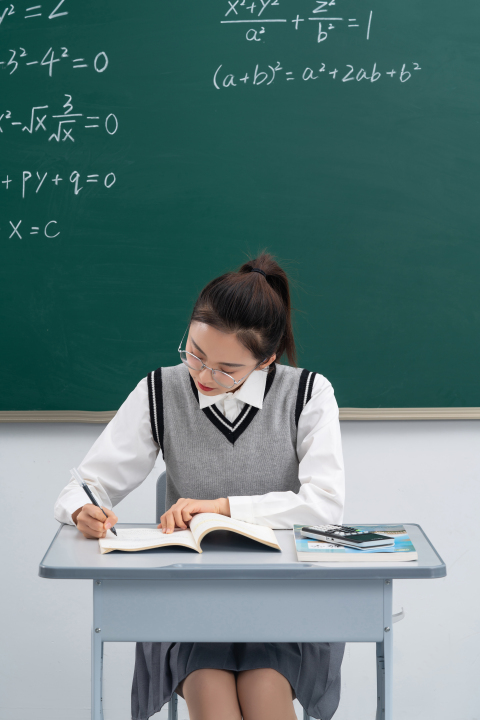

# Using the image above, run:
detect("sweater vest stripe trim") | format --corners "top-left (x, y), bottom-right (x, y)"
top-left (147, 372), bottom-right (158, 444)
top-left (203, 405), bottom-right (258, 445)
top-left (306, 370), bottom-right (317, 405)
top-left (148, 369), bottom-right (164, 455)
top-left (209, 401), bottom-right (251, 430)
top-left (295, 369), bottom-right (317, 426)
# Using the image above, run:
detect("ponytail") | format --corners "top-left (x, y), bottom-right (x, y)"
top-left (190, 252), bottom-right (297, 366)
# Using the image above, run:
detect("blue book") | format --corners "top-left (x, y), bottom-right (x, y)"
top-left (294, 525), bottom-right (418, 562)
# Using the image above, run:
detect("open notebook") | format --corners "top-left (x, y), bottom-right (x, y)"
top-left (99, 512), bottom-right (281, 554)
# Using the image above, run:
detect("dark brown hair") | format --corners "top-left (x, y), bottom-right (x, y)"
top-left (190, 253), bottom-right (297, 366)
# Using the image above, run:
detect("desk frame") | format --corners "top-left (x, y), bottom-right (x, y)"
top-left (91, 577), bottom-right (393, 720)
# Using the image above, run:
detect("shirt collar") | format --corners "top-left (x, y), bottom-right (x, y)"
top-left (197, 369), bottom-right (269, 411)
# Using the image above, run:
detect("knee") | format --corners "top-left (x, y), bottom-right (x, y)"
top-left (183, 668), bottom-right (228, 699)
top-left (237, 667), bottom-right (294, 699)
top-left (182, 669), bottom-right (241, 720)
top-left (236, 669), bottom-right (297, 720)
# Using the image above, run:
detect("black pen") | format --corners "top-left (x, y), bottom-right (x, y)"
top-left (70, 467), bottom-right (118, 536)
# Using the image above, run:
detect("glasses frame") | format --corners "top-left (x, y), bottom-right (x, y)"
top-left (178, 327), bottom-right (266, 390)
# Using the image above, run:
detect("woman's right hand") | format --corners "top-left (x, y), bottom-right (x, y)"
top-left (72, 504), bottom-right (118, 539)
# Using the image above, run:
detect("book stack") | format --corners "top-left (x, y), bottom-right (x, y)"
top-left (293, 525), bottom-right (418, 562)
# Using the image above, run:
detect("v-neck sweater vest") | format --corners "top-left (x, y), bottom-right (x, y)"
top-left (147, 363), bottom-right (317, 511)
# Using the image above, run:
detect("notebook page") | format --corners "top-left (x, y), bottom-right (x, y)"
top-left (189, 513), bottom-right (280, 549)
top-left (99, 527), bottom-right (198, 552)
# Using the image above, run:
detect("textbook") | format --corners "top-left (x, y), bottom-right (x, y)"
top-left (99, 513), bottom-right (281, 554)
top-left (293, 525), bottom-right (418, 562)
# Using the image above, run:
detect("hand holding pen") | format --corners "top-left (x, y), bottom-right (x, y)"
top-left (71, 467), bottom-right (118, 538)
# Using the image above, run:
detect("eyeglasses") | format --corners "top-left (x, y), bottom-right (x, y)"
top-left (178, 327), bottom-right (265, 390)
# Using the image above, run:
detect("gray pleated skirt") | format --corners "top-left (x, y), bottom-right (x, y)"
top-left (131, 641), bottom-right (345, 720)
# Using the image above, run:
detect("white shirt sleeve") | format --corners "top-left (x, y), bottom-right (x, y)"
top-left (228, 374), bottom-right (345, 529)
top-left (53, 377), bottom-right (159, 525)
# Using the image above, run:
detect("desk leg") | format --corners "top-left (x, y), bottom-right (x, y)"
top-left (91, 625), bottom-right (104, 720)
top-left (92, 582), bottom-right (104, 720)
top-left (168, 692), bottom-right (178, 720)
top-left (375, 641), bottom-right (385, 720)
top-left (376, 579), bottom-right (393, 720)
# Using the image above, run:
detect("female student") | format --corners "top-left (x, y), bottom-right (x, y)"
top-left (54, 253), bottom-right (346, 720)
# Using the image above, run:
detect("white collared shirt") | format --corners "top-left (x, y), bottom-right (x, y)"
top-left (54, 368), bottom-right (345, 529)
top-left (197, 367), bottom-right (268, 421)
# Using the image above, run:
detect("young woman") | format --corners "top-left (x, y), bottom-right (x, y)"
top-left (54, 254), bottom-right (346, 720)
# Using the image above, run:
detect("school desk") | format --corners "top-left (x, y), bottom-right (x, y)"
top-left (39, 520), bottom-right (445, 720)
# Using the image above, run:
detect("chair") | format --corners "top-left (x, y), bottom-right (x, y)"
top-left (156, 472), bottom-right (404, 720)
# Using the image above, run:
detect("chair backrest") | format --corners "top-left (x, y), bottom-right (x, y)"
top-left (156, 471), bottom-right (167, 522)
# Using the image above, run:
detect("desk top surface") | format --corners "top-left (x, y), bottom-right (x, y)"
top-left (39, 523), bottom-right (446, 580)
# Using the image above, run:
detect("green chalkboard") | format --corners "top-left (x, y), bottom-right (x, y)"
top-left (1, 0), bottom-right (479, 411)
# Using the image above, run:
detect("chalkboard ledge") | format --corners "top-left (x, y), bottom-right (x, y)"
top-left (0, 411), bottom-right (115, 424)
top-left (339, 408), bottom-right (480, 420)
top-left (0, 408), bottom-right (479, 423)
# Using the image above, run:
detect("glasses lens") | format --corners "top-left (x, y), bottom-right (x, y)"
top-left (212, 370), bottom-right (235, 389)
top-left (180, 351), bottom-right (203, 371)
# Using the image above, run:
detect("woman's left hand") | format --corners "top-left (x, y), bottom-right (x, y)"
top-left (158, 497), bottom-right (231, 533)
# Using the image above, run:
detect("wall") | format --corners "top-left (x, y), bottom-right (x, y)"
top-left (1, 420), bottom-right (478, 720)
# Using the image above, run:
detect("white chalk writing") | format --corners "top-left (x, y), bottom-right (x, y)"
top-left (0, 0), bottom-right (69, 28)
top-left (0, 47), bottom-right (108, 76)
top-left (1, 169), bottom-right (117, 198)
top-left (0, 95), bottom-right (118, 141)
top-left (1, 220), bottom-right (61, 239)
top-left (220, 0), bottom-right (373, 43)
top-left (213, 61), bottom-right (421, 89)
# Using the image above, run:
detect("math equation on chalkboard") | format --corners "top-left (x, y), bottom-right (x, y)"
top-left (0, 48), bottom-right (109, 77)
top-left (0, 0), bottom-right (69, 27)
top-left (2, 169), bottom-right (116, 198)
top-left (220, 0), bottom-right (373, 43)
top-left (0, 94), bottom-right (118, 142)
top-left (214, 61), bottom-right (421, 88)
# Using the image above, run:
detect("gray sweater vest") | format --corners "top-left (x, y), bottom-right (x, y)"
top-left (148, 363), bottom-right (317, 511)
